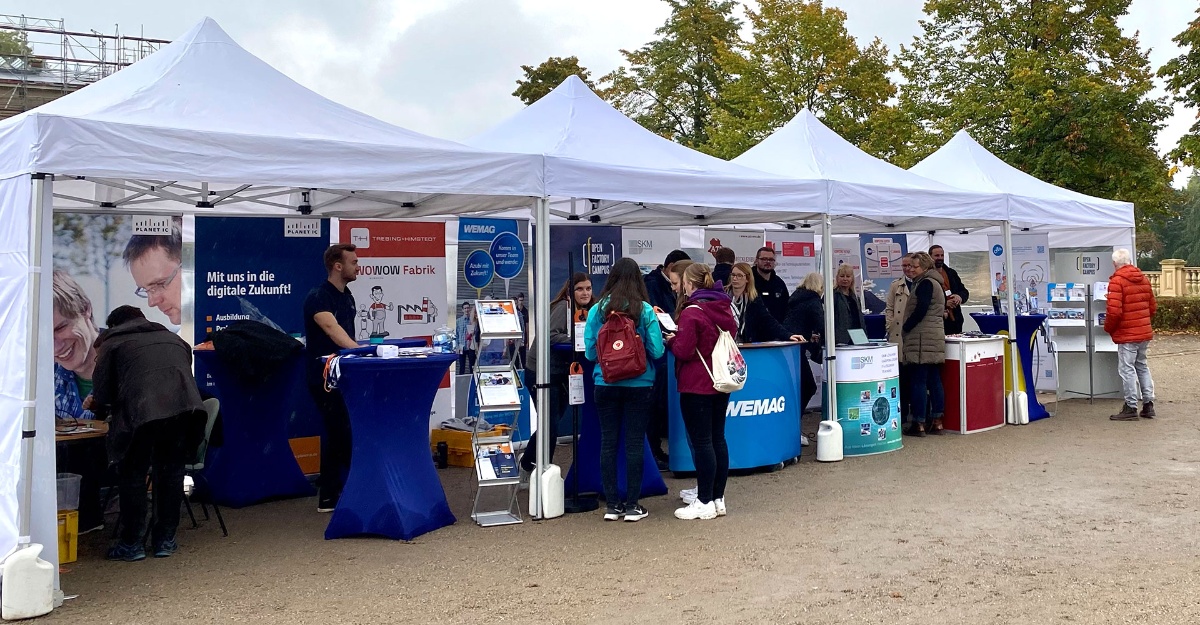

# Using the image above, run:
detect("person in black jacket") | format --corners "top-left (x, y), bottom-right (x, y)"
top-left (832, 264), bottom-right (867, 345)
top-left (783, 272), bottom-right (826, 413)
top-left (930, 245), bottom-right (969, 335)
top-left (711, 247), bottom-right (735, 288)
top-left (90, 305), bottom-right (205, 561)
top-left (644, 249), bottom-right (690, 467)
top-left (725, 263), bottom-right (804, 344)
top-left (752, 247), bottom-right (790, 322)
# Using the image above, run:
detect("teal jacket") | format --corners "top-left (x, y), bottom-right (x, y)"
top-left (584, 298), bottom-right (665, 387)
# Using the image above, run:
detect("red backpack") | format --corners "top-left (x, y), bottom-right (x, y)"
top-left (597, 310), bottom-right (647, 383)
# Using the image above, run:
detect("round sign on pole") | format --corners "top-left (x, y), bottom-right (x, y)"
top-left (489, 232), bottom-right (525, 281)
top-left (464, 249), bottom-right (495, 290)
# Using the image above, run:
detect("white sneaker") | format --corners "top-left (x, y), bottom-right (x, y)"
top-left (674, 499), bottom-right (717, 520)
top-left (801, 435), bottom-right (810, 447)
top-left (680, 487), bottom-right (698, 504)
top-left (714, 498), bottom-right (726, 517)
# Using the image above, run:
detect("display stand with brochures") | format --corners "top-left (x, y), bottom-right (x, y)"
top-left (469, 299), bottom-right (524, 527)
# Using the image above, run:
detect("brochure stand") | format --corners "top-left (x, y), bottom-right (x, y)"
top-left (470, 299), bottom-right (525, 527)
top-left (1046, 283), bottom-right (1121, 402)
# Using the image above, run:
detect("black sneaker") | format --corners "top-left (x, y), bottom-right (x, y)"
top-left (623, 504), bottom-right (649, 522)
top-left (106, 542), bottom-right (146, 562)
top-left (317, 493), bottom-right (339, 513)
top-left (603, 503), bottom-right (625, 521)
top-left (153, 538), bottom-right (178, 558)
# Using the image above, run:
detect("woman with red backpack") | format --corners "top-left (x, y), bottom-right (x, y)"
top-left (666, 263), bottom-right (737, 521)
top-left (583, 257), bottom-right (665, 522)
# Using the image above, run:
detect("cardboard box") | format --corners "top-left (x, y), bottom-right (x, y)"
top-left (289, 436), bottom-right (321, 475)
top-left (58, 510), bottom-right (78, 564)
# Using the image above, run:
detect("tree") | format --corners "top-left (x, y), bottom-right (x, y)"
top-left (896, 0), bottom-right (1173, 223)
top-left (0, 30), bottom-right (32, 59)
top-left (705, 0), bottom-right (899, 160)
top-left (601, 0), bottom-right (741, 148)
top-left (1158, 7), bottom-right (1200, 168)
top-left (512, 56), bottom-right (595, 106)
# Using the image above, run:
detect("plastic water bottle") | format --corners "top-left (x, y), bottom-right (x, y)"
top-left (433, 326), bottom-right (454, 353)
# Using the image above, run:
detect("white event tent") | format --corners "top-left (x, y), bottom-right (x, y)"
top-left (909, 130), bottom-right (1136, 252)
top-left (0, 17), bottom-right (552, 590)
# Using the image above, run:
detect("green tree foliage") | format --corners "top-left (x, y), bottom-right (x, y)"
top-left (0, 30), bottom-right (33, 59)
top-left (1158, 7), bottom-right (1200, 168)
top-left (601, 0), bottom-right (741, 148)
top-left (896, 0), bottom-right (1173, 222)
top-left (1141, 174), bottom-right (1200, 268)
top-left (512, 56), bottom-right (595, 106)
top-left (706, 0), bottom-right (898, 160)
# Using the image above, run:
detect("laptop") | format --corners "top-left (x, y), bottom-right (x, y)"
top-left (847, 328), bottom-right (869, 346)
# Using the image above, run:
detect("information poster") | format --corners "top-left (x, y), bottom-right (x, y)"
top-left (765, 230), bottom-right (818, 290)
top-left (988, 233), bottom-right (1050, 313)
top-left (341, 220), bottom-right (450, 429)
top-left (624, 227), bottom-right (682, 275)
top-left (52, 213), bottom-right (183, 331)
top-left (548, 224), bottom-right (622, 295)
top-left (194, 216), bottom-right (330, 450)
top-left (831, 235), bottom-right (865, 304)
top-left (835, 346), bottom-right (902, 456)
top-left (456, 218), bottom-right (531, 370)
top-left (858, 234), bottom-right (908, 302)
top-left (703, 229), bottom-right (764, 265)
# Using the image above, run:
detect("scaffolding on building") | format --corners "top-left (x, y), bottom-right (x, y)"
top-left (0, 14), bottom-right (170, 120)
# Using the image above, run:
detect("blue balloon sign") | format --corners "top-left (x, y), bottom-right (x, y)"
top-left (489, 231), bottom-right (525, 280)
top-left (464, 249), bottom-right (495, 289)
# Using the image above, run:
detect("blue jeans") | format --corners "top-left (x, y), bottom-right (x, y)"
top-left (1117, 341), bottom-right (1154, 408)
top-left (594, 385), bottom-right (653, 506)
top-left (909, 363), bottom-right (945, 424)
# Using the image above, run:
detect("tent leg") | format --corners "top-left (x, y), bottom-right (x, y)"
top-left (1002, 221), bottom-right (1020, 422)
top-left (17, 174), bottom-right (50, 544)
top-left (532, 197), bottom-right (551, 519)
top-left (822, 214), bottom-right (837, 422)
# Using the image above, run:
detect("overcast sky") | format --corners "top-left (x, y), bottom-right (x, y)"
top-left (10, 0), bottom-right (1197, 182)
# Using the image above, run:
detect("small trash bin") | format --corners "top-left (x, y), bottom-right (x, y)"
top-left (55, 473), bottom-right (81, 511)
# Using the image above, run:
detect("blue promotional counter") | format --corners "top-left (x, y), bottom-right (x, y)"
top-left (970, 313), bottom-right (1050, 421)
top-left (667, 342), bottom-right (803, 472)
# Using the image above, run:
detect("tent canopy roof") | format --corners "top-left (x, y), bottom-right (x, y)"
top-left (0, 18), bottom-right (543, 214)
top-left (910, 130), bottom-right (1135, 230)
top-left (466, 76), bottom-right (827, 226)
top-left (731, 110), bottom-right (1008, 232)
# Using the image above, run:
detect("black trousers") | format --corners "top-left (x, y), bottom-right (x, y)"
top-left (679, 392), bottom-right (730, 504)
top-left (56, 437), bottom-right (107, 530)
top-left (648, 363), bottom-right (669, 457)
top-left (520, 371), bottom-right (567, 471)
top-left (117, 415), bottom-right (187, 546)
top-left (307, 378), bottom-right (352, 499)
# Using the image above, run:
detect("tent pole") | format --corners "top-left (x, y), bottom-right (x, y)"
top-left (532, 196), bottom-right (551, 519)
top-left (18, 174), bottom-right (49, 543)
top-left (1002, 221), bottom-right (1020, 422)
top-left (822, 214), bottom-right (837, 422)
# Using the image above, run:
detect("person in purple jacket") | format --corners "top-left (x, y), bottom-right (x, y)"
top-left (665, 263), bottom-right (737, 521)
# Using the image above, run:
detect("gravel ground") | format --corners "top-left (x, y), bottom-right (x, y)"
top-left (47, 336), bottom-right (1200, 624)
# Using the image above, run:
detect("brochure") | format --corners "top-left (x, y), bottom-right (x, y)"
top-left (477, 370), bottom-right (520, 408)
top-left (475, 299), bottom-right (522, 337)
top-left (475, 442), bottom-right (518, 481)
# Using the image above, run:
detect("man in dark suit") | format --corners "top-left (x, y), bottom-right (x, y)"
top-left (930, 245), bottom-right (969, 335)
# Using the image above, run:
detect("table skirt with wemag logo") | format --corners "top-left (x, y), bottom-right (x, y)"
top-left (667, 342), bottom-right (804, 471)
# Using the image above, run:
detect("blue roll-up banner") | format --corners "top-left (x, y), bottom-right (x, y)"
top-left (547, 224), bottom-right (623, 295)
top-left (194, 216), bottom-right (330, 443)
top-left (858, 233), bottom-right (908, 304)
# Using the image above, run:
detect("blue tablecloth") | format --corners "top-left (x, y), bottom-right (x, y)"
top-left (864, 314), bottom-right (887, 341)
top-left (193, 350), bottom-right (315, 508)
top-left (563, 359), bottom-right (667, 500)
top-left (970, 313), bottom-right (1050, 421)
top-left (325, 353), bottom-right (458, 540)
top-left (668, 343), bottom-right (803, 471)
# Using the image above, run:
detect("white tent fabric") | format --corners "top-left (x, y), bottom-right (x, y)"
top-left (0, 18), bottom-right (554, 582)
top-left (731, 111), bottom-right (1009, 233)
top-left (911, 130), bottom-right (1135, 232)
top-left (466, 76), bottom-right (828, 226)
top-left (0, 18), bottom-right (544, 214)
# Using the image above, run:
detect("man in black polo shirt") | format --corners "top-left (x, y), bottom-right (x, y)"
top-left (753, 246), bottom-right (789, 322)
top-left (303, 243), bottom-right (361, 512)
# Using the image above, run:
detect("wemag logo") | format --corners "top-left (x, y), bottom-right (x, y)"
top-left (726, 396), bottom-right (785, 417)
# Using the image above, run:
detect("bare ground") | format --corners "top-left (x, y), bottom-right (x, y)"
top-left (46, 336), bottom-right (1200, 624)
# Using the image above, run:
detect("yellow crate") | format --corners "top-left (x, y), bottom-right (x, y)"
top-left (430, 426), bottom-right (512, 468)
top-left (58, 510), bottom-right (78, 564)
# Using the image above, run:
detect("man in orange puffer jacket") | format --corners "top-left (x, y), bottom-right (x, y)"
top-left (1103, 249), bottom-right (1157, 421)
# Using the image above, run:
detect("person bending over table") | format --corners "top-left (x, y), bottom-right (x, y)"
top-left (90, 306), bottom-right (206, 562)
top-left (521, 272), bottom-right (593, 473)
top-left (585, 258), bottom-right (664, 523)
top-left (303, 244), bottom-right (362, 513)
top-left (51, 270), bottom-right (107, 534)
